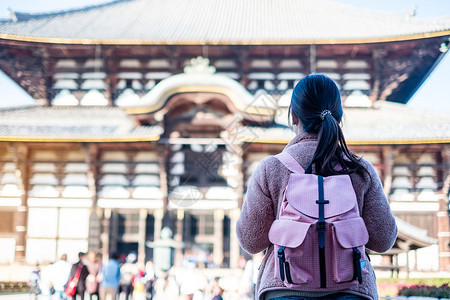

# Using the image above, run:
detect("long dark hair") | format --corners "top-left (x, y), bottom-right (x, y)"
top-left (290, 74), bottom-right (368, 177)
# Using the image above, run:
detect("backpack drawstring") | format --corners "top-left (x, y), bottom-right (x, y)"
top-left (277, 246), bottom-right (293, 284)
top-left (352, 247), bottom-right (363, 284)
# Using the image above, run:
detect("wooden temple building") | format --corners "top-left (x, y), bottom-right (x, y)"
top-left (0, 0), bottom-right (449, 272)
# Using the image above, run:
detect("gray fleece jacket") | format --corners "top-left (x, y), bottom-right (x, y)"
top-left (236, 132), bottom-right (398, 300)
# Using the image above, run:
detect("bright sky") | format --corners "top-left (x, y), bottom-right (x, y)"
top-left (0, 0), bottom-right (449, 112)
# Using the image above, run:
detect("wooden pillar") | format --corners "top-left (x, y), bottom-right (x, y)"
top-left (406, 247), bottom-right (410, 278)
top-left (238, 46), bottom-right (249, 87)
top-left (84, 144), bottom-right (101, 252)
top-left (414, 250), bottom-right (418, 271)
top-left (84, 144), bottom-right (99, 209)
top-left (232, 140), bottom-right (244, 267)
top-left (231, 145), bottom-right (244, 209)
top-left (437, 201), bottom-right (450, 272)
top-left (272, 58), bottom-right (281, 94)
top-left (104, 47), bottom-right (116, 106)
top-left (213, 209), bottom-right (224, 267)
top-left (174, 209), bottom-right (184, 266)
top-left (45, 58), bottom-right (57, 106)
top-left (438, 146), bottom-right (450, 271)
top-left (370, 49), bottom-right (387, 104)
top-left (399, 241), bottom-right (411, 278)
top-left (153, 208), bottom-right (163, 242)
top-left (101, 208), bottom-right (111, 261)
top-left (34, 47), bottom-right (51, 106)
top-left (158, 145), bottom-right (169, 213)
top-left (169, 45), bottom-right (182, 74)
top-left (10, 143), bottom-right (29, 262)
top-left (138, 208), bottom-right (148, 265)
top-left (381, 255), bottom-right (395, 278)
top-left (229, 208), bottom-right (240, 269)
top-left (110, 209), bottom-right (119, 254)
top-left (309, 45), bottom-right (317, 74)
top-left (88, 210), bottom-right (102, 253)
top-left (394, 254), bottom-right (400, 278)
top-left (336, 59), bottom-right (346, 97)
top-left (382, 145), bottom-right (395, 198)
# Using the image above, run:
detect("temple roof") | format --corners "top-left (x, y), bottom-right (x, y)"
top-left (1, 0), bottom-right (450, 45)
top-left (245, 101), bottom-right (450, 144)
top-left (395, 217), bottom-right (437, 249)
top-left (0, 101), bottom-right (448, 143)
top-left (0, 106), bottom-right (162, 142)
top-left (342, 101), bottom-right (450, 144)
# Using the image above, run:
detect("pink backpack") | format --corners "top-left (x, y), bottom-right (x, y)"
top-left (268, 151), bottom-right (369, 291)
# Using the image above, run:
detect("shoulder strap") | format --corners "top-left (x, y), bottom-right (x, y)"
top-left (74, 263), bottom-right (83, 280)
top-left (274, 152), bottom-right (304, 174)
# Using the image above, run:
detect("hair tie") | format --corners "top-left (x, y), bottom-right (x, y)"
top-left (320, 110), bottom-right (332, 120)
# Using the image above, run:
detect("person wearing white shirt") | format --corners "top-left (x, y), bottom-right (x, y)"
top-left (50, 254), bottom-right (72, 300)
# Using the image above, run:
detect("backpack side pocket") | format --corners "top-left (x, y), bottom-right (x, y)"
top-left (331, 218), bottom-right (369, 283)
top-left (269, 219), bottom-right (315, 286)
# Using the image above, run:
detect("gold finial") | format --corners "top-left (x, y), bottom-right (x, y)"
top-left (183, 56), bottom-right (216, 74)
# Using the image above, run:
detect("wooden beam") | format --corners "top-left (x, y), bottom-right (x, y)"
top-left (84, 143), bottom-right (99, 209)
top-left (382, 145), bottom-right (396, 198)
top-left (83, 143), bottom-right (102, 252)
top-left (9, 142), bottom-right (29, 262)
top-left (442, 145), bottom-right (450, 196)
top-left (104, 47), bottom-right (117, 106)
top-left (370, 49), bottom-right (386, 102)
top-left (309, 44), bottom-right (316, 73)
top-left (438, 145), bottom-right (450, 272)
top-left (159, 144), bottom-right (169, 213)
top-left (138, 208), bottom-right (147, 264)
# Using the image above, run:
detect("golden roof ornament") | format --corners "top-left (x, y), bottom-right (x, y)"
top-left (183, 56), bottom-right (216, 74)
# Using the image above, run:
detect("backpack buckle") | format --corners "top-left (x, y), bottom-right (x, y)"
top-left (316, 199), bottom-right (329, 205)
top-left (317, 220), bottom-right (326, 229)
top-left (277, 246), bottom-right (286, 261)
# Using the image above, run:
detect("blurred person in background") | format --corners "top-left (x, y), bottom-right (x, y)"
top-left (144, 261), bottom-right (155, 300)
top-left (69, 252), bottom-right (89, 300)
top-left (120, 252), bottom-right (139, 300)
top-left (133, 269), bottom-right (147, 300)
top-left (211, 277), bottom-right (224, 300)
top-left (178, 262), bottom-right (207, 300)
top-left (100, 252), bottom-right (121, 300)
top-left (40, 263), bottom-right (55, 300)
top-left (51, 254), bottom-right (71, 300)
top-left (154, 274), bottom-right (179, 300)
top-left (86, 251), bottom-right (101, 300)
top-left (242, 253), bottom-right (263, 300)
top-left (29, 264), bottom-right (41, 300)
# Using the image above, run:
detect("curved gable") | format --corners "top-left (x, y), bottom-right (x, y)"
top-left (121, 61), bottom-right (277, 116)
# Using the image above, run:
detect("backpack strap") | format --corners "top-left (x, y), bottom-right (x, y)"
top-left (316, 175), bottom-right (329, 288)
top-left (274, 152), bottom-right (305, 174)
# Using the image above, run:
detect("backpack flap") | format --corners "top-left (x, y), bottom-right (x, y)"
top-left (269, 219), bottom-right (311, 248)
top-left (269, 220), bottom-right (315, 285)
top-left (332, 218), bottom-right (369, 248)
top-left (286, 174), bottom-right (357, 219)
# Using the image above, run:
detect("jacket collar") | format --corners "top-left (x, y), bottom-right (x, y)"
top-left (284, 131), bottom-right (318, 150)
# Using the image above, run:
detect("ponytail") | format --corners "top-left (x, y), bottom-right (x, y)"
top-left (305, 111), bottom-right (338, 174)
top-left (291, 74), bottom-right (370, 178)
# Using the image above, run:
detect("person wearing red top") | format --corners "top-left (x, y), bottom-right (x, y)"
top-left (69, 252), bottom-right (89, 300)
